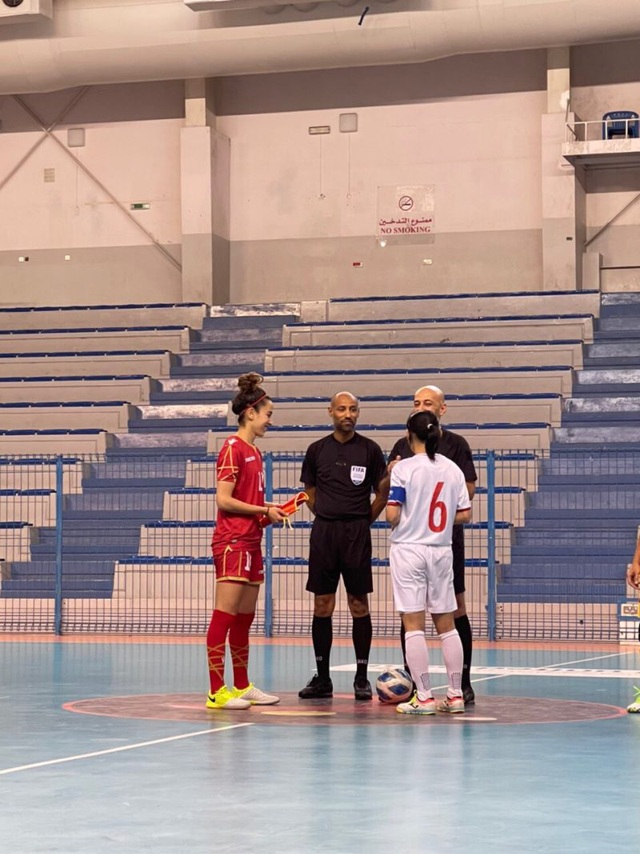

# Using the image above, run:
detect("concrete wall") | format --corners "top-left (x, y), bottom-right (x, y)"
top-left (216, 51), bottom-right (547, 303)
top-left (572, 39), bottom-right (640, 281)
top-left (0, 82), bottom-right (184, 306)
top-left (7, 41), bottom-right (640, 308)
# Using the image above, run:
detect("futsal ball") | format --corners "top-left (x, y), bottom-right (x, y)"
top-left (376, 667), bottom-right (413, 704)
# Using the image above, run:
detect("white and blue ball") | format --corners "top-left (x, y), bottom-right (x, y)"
top-left (376, 667), bottom-right (413, 704)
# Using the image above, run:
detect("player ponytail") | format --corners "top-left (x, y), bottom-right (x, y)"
top-left (231, 373), bottom-right (270, 423)
top-left (406, 410), bottom-right (440, 460)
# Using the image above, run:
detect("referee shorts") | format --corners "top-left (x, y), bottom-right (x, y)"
top-left (307, 516), bottom-right (373, 597)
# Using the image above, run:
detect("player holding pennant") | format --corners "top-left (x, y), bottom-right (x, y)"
top-left (206, 373), bottom-right (288, 710)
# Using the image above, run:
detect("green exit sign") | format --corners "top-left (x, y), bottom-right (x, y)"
top-left (130, 203), bottom-right (150, 211)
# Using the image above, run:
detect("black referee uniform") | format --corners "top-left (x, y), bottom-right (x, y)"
top-left (299, 430), bottom-right (386, 700)
top-left (303, 432), bottom-right (387, 596)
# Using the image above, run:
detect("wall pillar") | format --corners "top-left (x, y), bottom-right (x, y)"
top-left (541, 47), bottom-right (583, 291)
top-left (180, 79), bottom-right (230, 305)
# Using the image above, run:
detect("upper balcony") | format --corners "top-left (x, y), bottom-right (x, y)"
top-left (563, 114), bottom-right (640, 169)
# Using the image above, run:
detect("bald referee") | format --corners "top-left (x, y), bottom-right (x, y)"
top-left (388, 385), bottom-right (477, 705)
top-left (298, 391), bottom-right (387, 701)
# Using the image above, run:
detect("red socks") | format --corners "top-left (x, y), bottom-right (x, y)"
top-left (229, 612), bottom-right (255, 690)
top-left (206, 610), bottom-right (236, 694)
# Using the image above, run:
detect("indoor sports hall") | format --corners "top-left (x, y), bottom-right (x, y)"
top-left (1, 0), bottom-right (640, 852)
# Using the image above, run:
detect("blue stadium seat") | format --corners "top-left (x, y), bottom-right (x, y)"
top-left (602, 110), bottom-right (639, 139)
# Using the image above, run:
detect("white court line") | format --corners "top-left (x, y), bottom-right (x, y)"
top-left (539, 651), bottom-right (636, 669)
top-left (0, 723), bottom-right (253, 777)
top-left (333, 663), bottom-right (640, 679)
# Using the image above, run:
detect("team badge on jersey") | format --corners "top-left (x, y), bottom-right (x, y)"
top-left (350, 465), bottom-right (366, 485)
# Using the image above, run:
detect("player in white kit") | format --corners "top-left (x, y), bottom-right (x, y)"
top-left (386, 410), bottom-right (472, 715)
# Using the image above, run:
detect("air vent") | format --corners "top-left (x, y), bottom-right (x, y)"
top-left (0, 0), bottom-right (52, 23)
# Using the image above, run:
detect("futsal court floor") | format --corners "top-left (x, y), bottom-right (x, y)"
top-left (1, 634), bottom-right (638, 854)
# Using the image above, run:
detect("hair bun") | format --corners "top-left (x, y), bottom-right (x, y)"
top-left (237, 372), bottom-right (264, 394)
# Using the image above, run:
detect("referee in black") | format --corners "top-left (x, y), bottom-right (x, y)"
top-left (388, 384), bottom-right (478, 705)
top-left (298, 391), bottom-right (387, 701)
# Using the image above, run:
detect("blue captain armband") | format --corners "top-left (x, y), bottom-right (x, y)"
top-left (388, 485), bottom-right (406, 505)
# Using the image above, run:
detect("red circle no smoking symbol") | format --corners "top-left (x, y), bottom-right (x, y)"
top-left (398, 196), bottom-right (414, 211)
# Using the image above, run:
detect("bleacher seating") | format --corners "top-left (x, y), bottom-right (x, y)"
top-left (263, 340), bottom-right (584, 374)
top-left (283, 314), bottom-right (594, 348)
top-left (5, 288), bottom-right (638, 639)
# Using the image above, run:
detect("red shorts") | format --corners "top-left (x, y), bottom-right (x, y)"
top-left (213, 544), bottom-right (264, 585)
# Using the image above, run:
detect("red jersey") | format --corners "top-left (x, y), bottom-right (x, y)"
top-left (212, 435), bottom-right (265, 551)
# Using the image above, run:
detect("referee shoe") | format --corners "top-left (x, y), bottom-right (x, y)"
top-left (353, 677), bottom-right (373, 701)
top-left (298, 675), bottom-right (333, 699)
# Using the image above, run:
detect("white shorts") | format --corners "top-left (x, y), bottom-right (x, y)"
top-left (389, 542), bottom-right (457, 614)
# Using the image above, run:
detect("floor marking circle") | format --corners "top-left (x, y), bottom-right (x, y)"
top-left (260, 710), bottom-right (336, 717)
top-left (63, 692), bottom-right (627, 727)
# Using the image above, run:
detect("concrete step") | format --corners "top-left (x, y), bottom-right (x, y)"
top-left (113, 432), bottom-right (208, 449)
top-left (207, 305), bottom-right (298, 322)
top-left (538, 473), bottom-right (640, 486)
top-left (598, 316), bottom-right (640, 332)
top-left (528, 487), bottom-right (640, 509)
top-left (137, 404), bottom-right (227, 421)
top-left (508, 545), bottom-right (631, 559)
top-left (87, 460), bottom-right (189, 479)
top-left (515, 528), bottom-right (637, 546)
top-left (554, 426), bottom-right (640, 443)
top-left (149, 391), bottom-right (232, 404)
top-left (128, 419), bottom-right (225, 432)
top-left (582, 356), bottom-right (640, 368)
top-left (197, 328), bottom-right (283, 344)
top-left (159, 377), bottom-right (237, 393)
top-left (81, 476), bottom-right (184, 488)
top-left (540, 452), bottom-right (640, 476)
top-left (177, 352), bottom-right (264, 368)
top-left (572, 384), bottom-right (640, 396)
top-left (600, 292), bottom-right (640, 316)
top-left (169, 364), bottom-right (264, 378)
top-left (576, 367), bottom-right (640, 385)
top-left (564, 396), bottom-right (640, 413)
top-left (496, 582), bottom-right (623, 602)
top-left (189, 339), bottom-right (276, 352)
top-left (65, 492), bottom-right (165, 513)
top-left (592, 329), bottom-right (640, 341)
top-left (518, 514), bottom-right (636, 529)
top-left (587, 341), bottom-right (640, 358)
top-left (30, 543), bottom-right (139, 558)
top-left (105, 444), bottom-right (205, 457)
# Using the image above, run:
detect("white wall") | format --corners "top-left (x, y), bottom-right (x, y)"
top-left (216, 52), bottom-right (547, 303)
top-left (572, 39), bottom-right (640, 277)
top-left (0, 83), bottom-right (184, 306)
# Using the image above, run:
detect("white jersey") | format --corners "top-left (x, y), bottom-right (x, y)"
top-left (388, 453), bottom-right (471, 546)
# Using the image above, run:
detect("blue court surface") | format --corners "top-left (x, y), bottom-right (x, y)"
top-left (1, 636), bottom-right (638, 854)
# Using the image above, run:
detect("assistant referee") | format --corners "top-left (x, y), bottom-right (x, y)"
top-left (388, 384), bottom-right (477, 705)
top-left (298, 391), bottom-right (387, 701)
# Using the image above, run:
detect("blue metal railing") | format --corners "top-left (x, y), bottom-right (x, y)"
top-left (2, 447), bottom-right (627, 641)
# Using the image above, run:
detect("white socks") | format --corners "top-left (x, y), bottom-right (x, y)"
top-left (440, 628), bottom-right (463, 698)
top-left (405, 630), bottom-right (433, 701)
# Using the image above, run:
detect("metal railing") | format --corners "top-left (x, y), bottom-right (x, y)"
top-left (0, 450), bottom-right (634, 642)
top-left (565, 118), bottom-right (640, 143)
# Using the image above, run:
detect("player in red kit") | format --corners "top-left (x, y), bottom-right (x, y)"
top-left (206, 373), bottom-right (287, 710)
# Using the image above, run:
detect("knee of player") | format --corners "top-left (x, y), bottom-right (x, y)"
top-left (313, 594), bottom-right (335, 617)
top-left (347, 594), bottom-right (370, 618)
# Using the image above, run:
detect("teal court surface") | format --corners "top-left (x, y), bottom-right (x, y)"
top-left (1, 636), bottom-right (638, 853)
